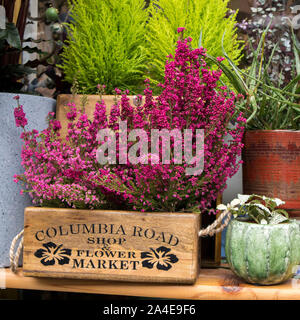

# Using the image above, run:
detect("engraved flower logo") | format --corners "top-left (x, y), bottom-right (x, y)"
top-left (34, 242), bottom-right (71, 266)
top-left (141, 246), bottom-right (179, 271)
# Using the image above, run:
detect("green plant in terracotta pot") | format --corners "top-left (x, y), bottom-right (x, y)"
top-left (207, 26), bottom-right (300, 216)
top-left (218, 194), bottom-right (300, 285)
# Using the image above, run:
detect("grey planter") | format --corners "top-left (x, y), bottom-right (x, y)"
top-left (0, 93), bottom-right (56, 267)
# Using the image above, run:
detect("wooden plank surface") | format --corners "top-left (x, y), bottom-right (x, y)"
top-left (23, 207), bottom-right (200, 284)
top-left (2, 267), bottom-right (300, 300)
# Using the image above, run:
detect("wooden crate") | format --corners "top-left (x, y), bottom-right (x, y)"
top-left (23, 207), bottom-right (200, 284)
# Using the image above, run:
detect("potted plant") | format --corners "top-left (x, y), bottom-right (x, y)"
top-left (218, 194), bottom-right (300, 285)
top-left (58, 0), bottom-right (244, 266)
top-left (208, 27), bottom-right (300, 216)
top-left (13, 33), bottom-right (245, 282)
top-left (0, 3), bottom-right (56, 267)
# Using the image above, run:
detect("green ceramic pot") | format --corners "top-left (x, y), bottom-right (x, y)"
top-left (225, 219), bottom-right (300, 285)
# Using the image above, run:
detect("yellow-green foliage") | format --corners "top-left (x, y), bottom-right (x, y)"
top-left (146, 0), bottom-right (243, 86)
top-left (60, 0), bottom-right (149, 94)
top-left (61, 0), bottom-right (243, 94)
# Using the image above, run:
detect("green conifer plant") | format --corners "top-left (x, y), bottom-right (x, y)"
top-left (60, 0), bottom-right (149, 94)
top-left (145, 0), bottom-right (243, 86)
top-left (61, 0), bottom-right (243, 94)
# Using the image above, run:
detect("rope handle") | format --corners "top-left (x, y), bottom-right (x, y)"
top-left (9, 229), bottom-right (24, 273)
top-left (198, 208), bottom-right (232, 237)
top-left (9, 210), bottom-right (232, 273)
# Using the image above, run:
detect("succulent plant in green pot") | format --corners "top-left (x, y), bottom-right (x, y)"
top-left (218, 195), bottom-right (300, 285)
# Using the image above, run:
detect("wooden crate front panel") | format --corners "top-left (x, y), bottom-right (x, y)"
top-left (23, 207), bottom-right (200, 284)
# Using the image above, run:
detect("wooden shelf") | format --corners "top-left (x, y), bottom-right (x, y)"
top-left (2, 267), bottom-right (300, 300)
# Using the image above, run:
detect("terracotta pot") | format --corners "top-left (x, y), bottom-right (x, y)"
top-left (242, 130), bottom-right (300, 216)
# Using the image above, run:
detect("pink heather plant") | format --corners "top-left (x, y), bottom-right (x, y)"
top-left (14, 32), bottom-right (246, 213)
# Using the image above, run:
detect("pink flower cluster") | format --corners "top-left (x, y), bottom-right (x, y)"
top-left (13, 96), bottom-right (28, 128)
top-left (14, 35), bottom-right (245, 213)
